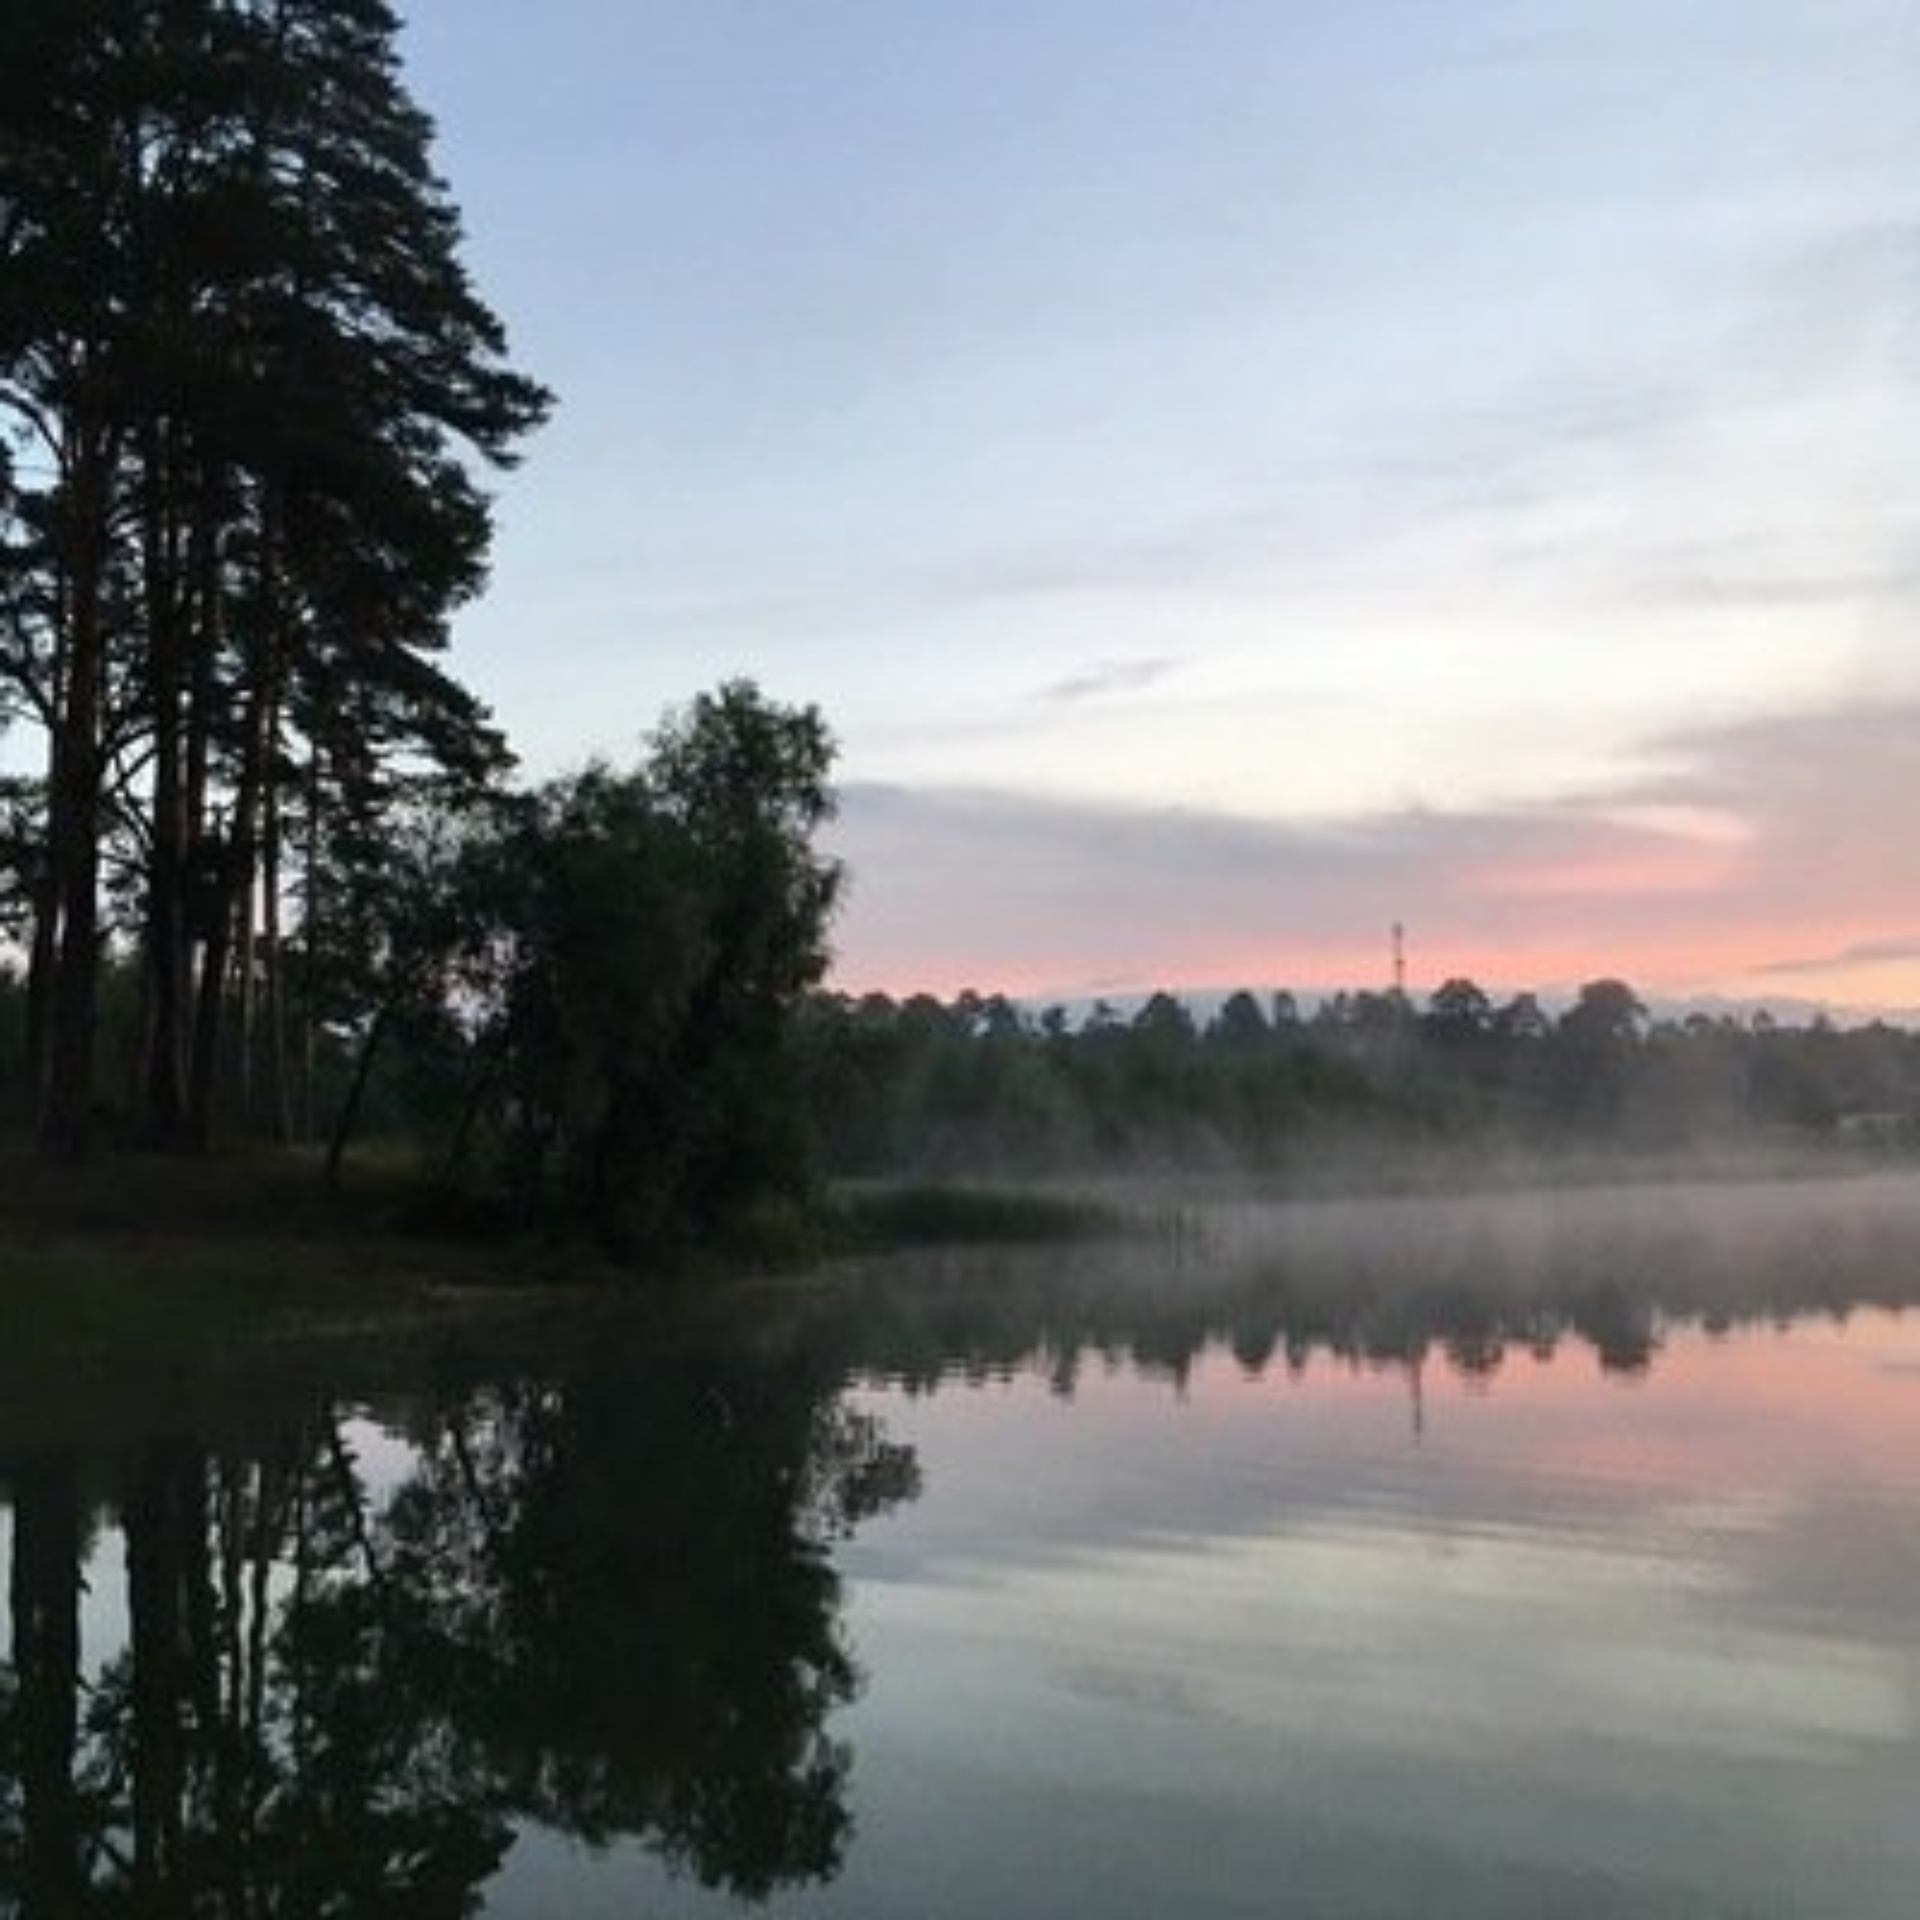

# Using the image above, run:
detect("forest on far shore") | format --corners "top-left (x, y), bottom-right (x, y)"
top-left (799, 979), bottom-right (1920, 1179)
top-left (12, 969), bottom-right (1916, 1221)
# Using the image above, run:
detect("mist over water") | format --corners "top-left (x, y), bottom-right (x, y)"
top-left (6, 1171), bottom-right (1920, 1916)
top-left (822, 1167), bottom-right (1920, 1397)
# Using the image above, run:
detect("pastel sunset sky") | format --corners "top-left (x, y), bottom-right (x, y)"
top-left (403, 1), bottom-right (1919, 1012)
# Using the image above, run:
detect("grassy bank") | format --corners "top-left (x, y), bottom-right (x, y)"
top-left (0, 1144), bottom-right (594, 1362)
top-left (0, 1143), bottom-right (626, 1449)
top-left (825, 1181), bottom-right (1132, 1250)
top-left (0, 1150), bottom-right (1130, 1363)
top-left (0, 1156), bottom-right (1136, 1451)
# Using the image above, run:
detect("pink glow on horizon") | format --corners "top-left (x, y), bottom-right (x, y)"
top-left (828, 914), bottom-right (1920, 1012)
top-left (824, 696), bottom-right (1920, 1016)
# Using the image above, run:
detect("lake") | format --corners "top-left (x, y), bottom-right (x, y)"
top-left (5, 1174), bottom-right (1920, 1915)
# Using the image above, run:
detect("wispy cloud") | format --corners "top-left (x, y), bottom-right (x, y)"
top-left (1756, 936), bottom-right (1920, 980)
top-left (1038, 657), bottom-right (1181, 704)
top-left (1629, 567), bottom-right (1920, 613)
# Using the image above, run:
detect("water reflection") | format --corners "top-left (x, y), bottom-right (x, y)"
top-left (0, 1344), bottom-right (918, 1916)
top-left (4, 1176), bottom-right (1920, 1915)
top-left (813, 1174), bottom-right (1920, 1397)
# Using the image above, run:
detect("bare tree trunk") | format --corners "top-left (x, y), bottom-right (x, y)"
top-left (140, 429), bottom-right (193, 1147)
top-left (186, 860), bottom-right (236, 1155)
top-left (299, 737), bottom-right (323, 1145)
top-left (229, 507), bottom-right (281, 1140)
top-left (236, 855), bottom-right (258, 1128)
top-left (25, 855), bottom-right (58, 1129)
top-left (262, 760), bottom-right (293, 1145)
top-left (178, 510), bottom-right (219, 1146)
top-left (38, 438), bottom-right (109, 1162)
top-left (324, 1003), bottom-right (389, 1191)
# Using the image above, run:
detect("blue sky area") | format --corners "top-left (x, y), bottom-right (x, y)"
top-left (399, 1), bottom-right (1920, 1008)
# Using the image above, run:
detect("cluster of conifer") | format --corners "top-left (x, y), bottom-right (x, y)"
top-left (803, 981), bottom-right (1920, 1174)
top-left (0, 1), bottom-right (547, 1157)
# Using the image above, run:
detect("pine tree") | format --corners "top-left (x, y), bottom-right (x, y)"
top-left (0, 0), bottom-right (549, 1155)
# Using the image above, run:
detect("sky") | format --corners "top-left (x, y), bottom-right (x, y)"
top-left (398, 1), bottom-right (1920, 1013)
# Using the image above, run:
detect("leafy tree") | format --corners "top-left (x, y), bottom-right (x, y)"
top-left (1208, 989), bottom-right (1269, 1054)
top-left (1559, 978), bottom-right (1648, 1049)
top-left (646, 682), bottom-right (842, 1242)
top-left (1492, 992), bottom-right (1550, 1044)
top-left (1425, 976), bottom-right (1492, 1039)
top-left (417, 684), bottom-right (842, 1261)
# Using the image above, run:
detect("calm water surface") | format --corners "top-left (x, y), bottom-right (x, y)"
top-left (5, 1177), bottom-right (1920, 1916)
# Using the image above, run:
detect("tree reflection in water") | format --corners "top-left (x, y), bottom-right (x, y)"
top-left (802, 1206), bottom-right (1906, 1403)
top-left (6, 1184), bottom-right (1911, 1912)
top-left (0, 1344), bottom-right (920, 1915)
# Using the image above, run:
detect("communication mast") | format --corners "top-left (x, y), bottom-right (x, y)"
top-left (1391, 921), bottom-right (1407, 998)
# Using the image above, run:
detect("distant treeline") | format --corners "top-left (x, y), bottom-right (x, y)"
top-left (802, 978), bottom-right (1920, 1176)
top-left (10, 965), bottom-right (1902, 1220)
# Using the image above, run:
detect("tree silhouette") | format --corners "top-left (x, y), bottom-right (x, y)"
top-left (0, 0), bottom-right (548, 1156)
top-left (0, 1336), bottom-right (918, 1914)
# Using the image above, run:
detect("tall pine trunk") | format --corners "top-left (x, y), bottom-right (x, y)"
top-left (38, 436), bottom-right (110, 1162)
top-left (140, 430), bottom-right (194, 1147)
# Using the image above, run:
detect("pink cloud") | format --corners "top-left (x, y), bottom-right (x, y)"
top-left (825, 697), bottom-right (1920, 1009)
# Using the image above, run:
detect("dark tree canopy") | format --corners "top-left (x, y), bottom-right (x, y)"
top-left (0, 0), bottom-right (550, 1156)
top-left (802, 978), bottom-right (1920, 1178)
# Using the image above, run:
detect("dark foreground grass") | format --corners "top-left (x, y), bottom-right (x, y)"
top-left (0, 1136), bottom-right (629, 1281)
top-left (0, 1141), bottom-right (593, 1375)
top-left (0, 1149), bottom-right (1136, 1427)
top-left (0, 1142), bottom-right (625, 1455)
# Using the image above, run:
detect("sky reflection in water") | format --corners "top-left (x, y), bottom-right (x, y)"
top-left (7, 1181), bottom-right (1920, 1917)
top-left (810, 1317), bottom-right (1920, 1920)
